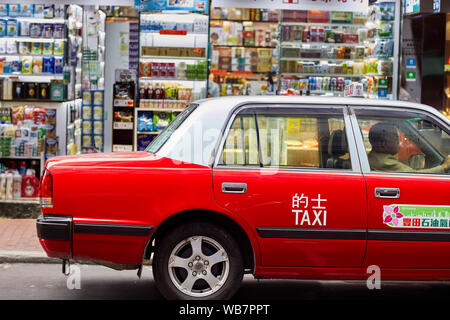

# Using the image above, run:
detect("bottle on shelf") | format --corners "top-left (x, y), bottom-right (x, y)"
top-left (226, 82), bottom-right (233, 96)
top-left (0, 171), bottom-right (6, 200)
top-left (5, 171), bottom-right (13, 200)
top-left (12, 171), bottom-right (22, 200)
top-left (160, 83), bottom-right (166, 100)
top-left (139, 81), bottom-right (146, 99)
top-left (154, 83), bottom-right (162, 100)
top-left (22, 169), bottom-right (39, 198)
top-left (144, 82), bottom-right (151, 100)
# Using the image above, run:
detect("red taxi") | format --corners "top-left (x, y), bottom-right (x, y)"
top-left (37, 96), bottom-right (450, 300)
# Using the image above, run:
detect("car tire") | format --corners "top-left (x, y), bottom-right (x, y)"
top-left (153, 222), bottom-right (244, 300)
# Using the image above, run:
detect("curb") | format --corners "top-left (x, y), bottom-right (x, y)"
top-left (0, 250), bottom-right (58, 264)
top-left (0, 250), bottom-right (153, 266)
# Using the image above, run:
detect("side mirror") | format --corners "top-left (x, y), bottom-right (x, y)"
top-left (408, 153), bottom-right (426, 169)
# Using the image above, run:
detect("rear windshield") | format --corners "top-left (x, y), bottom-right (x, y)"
top-left (146, 104), bottom-right (198, 154)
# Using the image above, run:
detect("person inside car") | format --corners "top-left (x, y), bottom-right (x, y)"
top-left (368, 122), bottom-right (450, 174)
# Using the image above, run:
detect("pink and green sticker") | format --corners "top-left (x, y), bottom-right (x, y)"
top-left (383, 205), bottom-right (450, 229)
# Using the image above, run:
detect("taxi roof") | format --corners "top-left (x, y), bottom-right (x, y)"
top-left (194, 96), bottom-right (449, 124)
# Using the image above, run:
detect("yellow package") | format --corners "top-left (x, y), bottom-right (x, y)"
top-left (21, 56), bottom-right (32, 74)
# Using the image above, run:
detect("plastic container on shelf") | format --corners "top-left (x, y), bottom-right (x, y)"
top-left (12, 170), bottom-right (22, 199)
top-left (21, 169), bottom-right (39, 198)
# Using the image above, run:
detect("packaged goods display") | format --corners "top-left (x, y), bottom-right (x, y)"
top-left (279, 3), bottom-right (397, 99)
top-left (81, 7), bottom-right (105, 91)
top-left (139, 60), bottom-right (207, 80)
top-left (80, 89), bottom-right (104, 153)
top-left (140, 13), bottom-right (208, 34)
top-left (0, 4), bottom-right (65, 78)
top-left (209, 7), bottom-right (280, 95)
top-left (210, 20), bottom-right (278, 48)
top-left (211, 46), bottom-right (275, 74)
top-left (138, 11), bottom-right (209, 145)
top-left (0, 163), bottom-right (41, 200)
top-left (0, 105), bottom-right (58, 159)
top-left (0, 79), bottom-right (68, 101)
top-left (112, 69), bottom-right (136, 152)
top-left (139, 82), bottom-right (193, 109)
top-left (211, 7), bottom-right (279, 22)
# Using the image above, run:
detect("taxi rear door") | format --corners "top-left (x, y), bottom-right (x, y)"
top-left (350, 106), bottom-right (450, 269)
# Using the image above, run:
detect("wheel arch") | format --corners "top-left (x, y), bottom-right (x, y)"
top-left (145, 209), bottom-right (255, 273)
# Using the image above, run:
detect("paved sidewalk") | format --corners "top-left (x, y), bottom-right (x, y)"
top-left (0, 218), bottom-right (57, 263)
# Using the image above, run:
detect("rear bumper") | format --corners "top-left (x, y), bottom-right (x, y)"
top-left (36, 214), bottom-right (72, 259)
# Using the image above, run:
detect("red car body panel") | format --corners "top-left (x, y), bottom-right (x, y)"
top-left (213, 168), bottom-right (367, 268)
top-left (363, 173), bottom-right (450, 269)
top-left (40, 152), bottom-right (261, 266)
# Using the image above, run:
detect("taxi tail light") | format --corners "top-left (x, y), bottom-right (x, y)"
top-left (40, 169), bottom-right (53, 208)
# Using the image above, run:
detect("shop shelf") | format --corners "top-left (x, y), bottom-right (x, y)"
top-left (281, 41), bottom-right (361, 48)
top-left (212, 44), bottom-right (277, 49)
top-left (137, 107), bottom-right (185, 112)
top-left (0, 17), bottom-right (65, 24)
top-left (0, 155), bottom-right (41, 160)
top-left (0, 53), bottom-right (65, 57)
top-left (0, 37), bottom-right (63, 43)
top-left (0, 74), bottom-right (64, 82)
top-left (280, 57), bottom-right (364, 62)
top-left (139, 77), bottom-right (206, 82)
top-left (140, 30), bottom-right (208, 36)
top-left (136, 131), bottom-right (162, 135)
top-left (140, 56), bottom-right (206, 61)
top-left (0, 98), bottom-right (72, 104)
top-left (210, 19), bottom-right (279, 23)
top-left (139, 99), bottom-right (188, 103)
top-left (281, 22), bottom-right (366, 28)
top-left (0, 198), bottom-right (39, 204)
top-left (282, 73), bottom-right (366, 78)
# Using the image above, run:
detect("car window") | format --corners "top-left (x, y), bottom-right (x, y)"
top-left (256, 113), bottom-right (350, 169)
top-left (146, 104), bottom-right (197, 154)
top-left (220, 114), bottom-right (259, 166)
top-left (354, 109), bottom-right (450, 174)
top-left (219, 107), bottom-right (351, 170)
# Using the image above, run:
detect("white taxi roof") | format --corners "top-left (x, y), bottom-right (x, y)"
top-left (194, 96), bottom-right (449, 124)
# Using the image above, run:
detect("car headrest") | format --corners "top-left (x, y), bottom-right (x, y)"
top-left (328, 129), bottom-right (348, 156)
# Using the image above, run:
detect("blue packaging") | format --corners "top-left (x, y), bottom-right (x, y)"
top-left (11, 59), bottom-right (21, 73)
top-left (137, 134), bottom-right (154, 151)
top-left (54, 56), bottom-right (63, 74)
top-left (0, 19), bottom-right (6, 37)
top-left (2, 61), bottom-right (11, 73)
top-left (0, 5), bottom-right (7, 17)
top-left (7, 4), bottom-right (20, 17)
top-left (33, 5), bottom-right (44, 18)
top-left (6, 19), bottom-right (18, 37)
top-left (20, 4), bottom-right (33, 17)
top-left (43, 5), bottom-right (54, 19)
top-left (42, 56), bottom-right (55, 74)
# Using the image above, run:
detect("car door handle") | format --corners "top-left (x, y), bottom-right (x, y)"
top-left (222, 182), bottom-right (247, 194)
top-left (374, 187), bottom-right (400, 199)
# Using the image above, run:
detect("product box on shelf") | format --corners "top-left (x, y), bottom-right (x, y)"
top-left (307, 11), bottom-right (330, 24)
top-left (282, 10), bottom-right (306, 23)
top-left (331, 12), bottom-right (353, 24)
top-left (50, 81), bottom-right (65, 101)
